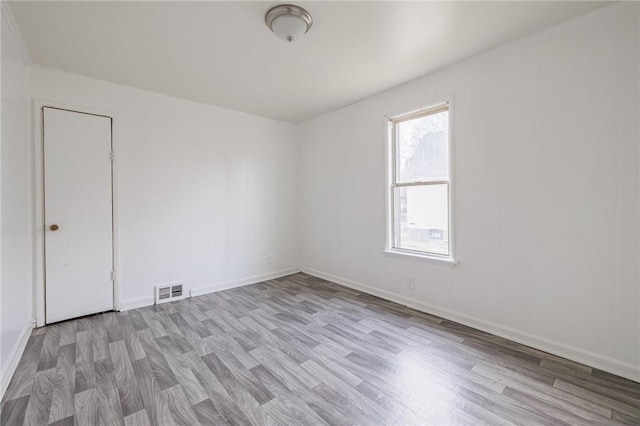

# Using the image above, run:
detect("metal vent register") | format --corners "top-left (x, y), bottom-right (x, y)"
top-left (155, 282), bottom-right (185, 304)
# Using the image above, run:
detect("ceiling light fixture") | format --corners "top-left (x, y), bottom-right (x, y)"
top-left (265, 4), bottom-right (313, 43)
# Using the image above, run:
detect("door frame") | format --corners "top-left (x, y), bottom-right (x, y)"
top-left (33, 100), bottom-right (121, 326)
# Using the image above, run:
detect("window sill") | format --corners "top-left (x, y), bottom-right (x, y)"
top-left (383, 249), bottom-right (458, 267)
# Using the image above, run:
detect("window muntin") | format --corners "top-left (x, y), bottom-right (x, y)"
top-left (390, 103), bottom-right (451, 258)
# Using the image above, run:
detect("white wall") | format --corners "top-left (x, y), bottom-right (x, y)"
top-left (1, 5), bottom-right (32, 392)
top-left (28, 66), bottom-right (299, 309)
top-left (298, 3), bottom-right (640, 380)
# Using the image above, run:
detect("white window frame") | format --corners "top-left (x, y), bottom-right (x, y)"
top-left (384, 100), bottom-right (456, 265)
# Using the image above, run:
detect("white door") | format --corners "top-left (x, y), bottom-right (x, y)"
top-left (44, 107), bottom-right (114, 323)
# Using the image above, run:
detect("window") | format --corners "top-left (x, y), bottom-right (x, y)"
top-left (388, 102), bottom-right (452, 259)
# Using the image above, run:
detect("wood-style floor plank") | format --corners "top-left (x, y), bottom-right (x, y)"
top-left (74, 331), bottom-right (95, 395)
top-left (74, 388), bottom-right (98, 426)
top-left (22, 368), bottom-right (56, 426)
top-left (36, 325), bottom-right (62, 372)
top-left (161, 385), bottom-right (199, 426)
top-left (47, 343), bottom-right (76, 424)
top-left (109, 340), bottom-right (145, 418)
top-left (2, 334), bottom-right (45, 402)
top-left (1, 273), bottom-right (638, 425)
top-left (131, 358), bottom-right (174, 426)
top-left (0, 394), bottom-right (29, 426)
top-left (94, 358), bottom-right (123, 426)
top-left (123, 409), bottom-right (151, 426)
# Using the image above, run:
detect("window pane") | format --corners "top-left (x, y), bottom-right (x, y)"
top-left (396, 110), bottom-right (449, 183)
top-left (394, 184), bottom-right (449, 255)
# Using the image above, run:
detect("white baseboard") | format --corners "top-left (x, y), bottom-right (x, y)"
top-left (1, 319), bottom-right (36, 400)
top-left (190, 267), bottom-right (301, 298)
top-left (120, 267), bottom-right (301, 312)
top-left (301, 266), bottom-right (640, 383)
top-left (120, 295), bottom-right (155, 311)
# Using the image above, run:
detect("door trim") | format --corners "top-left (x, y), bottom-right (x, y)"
top-left (33, 100), bottom-right (121, 326)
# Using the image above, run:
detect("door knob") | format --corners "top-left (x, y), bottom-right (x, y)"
top-left (49, 224), bottom-right (59, 231)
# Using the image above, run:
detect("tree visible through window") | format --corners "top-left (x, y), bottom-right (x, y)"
top-left (390, 103), bottom-right (451, 257)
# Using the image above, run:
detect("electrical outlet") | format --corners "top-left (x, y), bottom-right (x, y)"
top-left (407, 277), bottom-right (414, 289)
top-left (267, 255), bottom-right (273, 265)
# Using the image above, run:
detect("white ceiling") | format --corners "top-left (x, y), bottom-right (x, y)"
top-left (10, 1), bottom-right (609, 123)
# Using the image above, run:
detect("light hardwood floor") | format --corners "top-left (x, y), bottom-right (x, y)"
top-left (1, 273), bottom-right (639, 425)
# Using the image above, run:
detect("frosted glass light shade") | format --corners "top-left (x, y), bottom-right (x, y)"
top-left (265, 5), bottom-right (313, 43)
top-left (271, 15), bottom-right (308, 42)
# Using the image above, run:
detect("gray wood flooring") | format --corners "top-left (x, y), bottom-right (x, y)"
top-left (1, 273), bottom-right (639, 425)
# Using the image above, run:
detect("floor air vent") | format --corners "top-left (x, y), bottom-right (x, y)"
top-left (155, 282), bottom-right (186, 304)
top-left (172, 284), bottom-right (183, 298)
